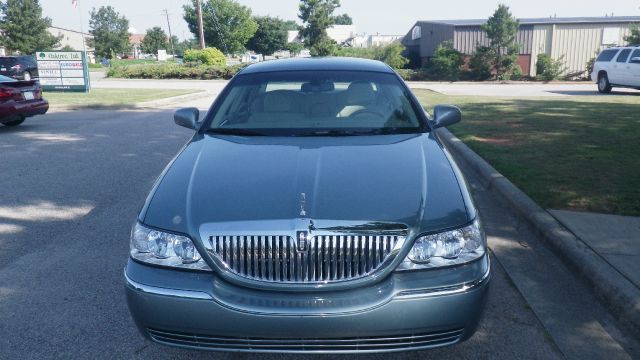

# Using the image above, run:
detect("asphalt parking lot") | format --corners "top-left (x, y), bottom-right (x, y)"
top-left (0, 101), bottom-right (638, 359)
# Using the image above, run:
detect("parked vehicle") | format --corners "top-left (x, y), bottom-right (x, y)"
top-left (125, 58), bottom-right (489, 353)
top-left (0, 75), bottom-right (48, 127)
top-left (0, 56), bottom-right (39, 81)
top-left (591, 46), bottom-right (640, 93)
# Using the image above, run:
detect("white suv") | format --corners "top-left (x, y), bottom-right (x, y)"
top-left (591, 46), bottom-right (640, 93)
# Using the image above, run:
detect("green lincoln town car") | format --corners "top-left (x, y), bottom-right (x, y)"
top-left (125, 57), bottom-right (490, 354)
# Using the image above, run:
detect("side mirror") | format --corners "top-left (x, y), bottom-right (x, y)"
top-left (174, 108), bottom-right (200, 130)
top-left (630, 57), bottom-right (640, 64)
top-left (431, 105), bottom-right (461, 129)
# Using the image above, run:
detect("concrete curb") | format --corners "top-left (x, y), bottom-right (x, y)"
top-left (436, 127), bottom-right (640, 336)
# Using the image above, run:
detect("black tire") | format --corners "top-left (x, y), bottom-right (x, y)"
top-left (1, 117), bottom-right (25, 127)
top-left (598, 73), bottom-right (612, 94)
top-left (22, 71), bottom-right (32, 81)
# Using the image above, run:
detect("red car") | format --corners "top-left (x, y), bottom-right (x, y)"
top-left (0, 75), bottom-right (49, 127)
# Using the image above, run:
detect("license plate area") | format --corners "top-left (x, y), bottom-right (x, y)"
top-left (23, 91), bottom-right (34, 101)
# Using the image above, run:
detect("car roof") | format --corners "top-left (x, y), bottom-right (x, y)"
top-left (239, 57), bottom-right (394, 75)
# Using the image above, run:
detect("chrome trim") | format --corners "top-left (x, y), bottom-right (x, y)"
top-left (124, 269), bottom-right (212, 300)
top-left (206, 233), bottom-right (403, 284)
top-left (395, 264), bottom-right (490, 299)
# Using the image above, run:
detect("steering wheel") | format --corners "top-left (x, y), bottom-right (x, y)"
top-left (349, 109), bottom-right (386, 120)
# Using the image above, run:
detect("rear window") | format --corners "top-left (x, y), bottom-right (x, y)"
top-left (0, 58), bottom-right (17, 66)
top-left (596, 49), bottom-right (620, 62)
top-left (631, 49), bottom-right (640, 63)
top-left (616, 49), bottom-right (632, 63)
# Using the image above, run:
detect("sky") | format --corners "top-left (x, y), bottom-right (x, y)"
top-left (42, 0), bottom-right (640, 40)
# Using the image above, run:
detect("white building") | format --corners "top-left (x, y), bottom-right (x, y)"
top-left (48, 26), bottom-right (95, 62)
top-left (346, 34), bottom-right (404, 48)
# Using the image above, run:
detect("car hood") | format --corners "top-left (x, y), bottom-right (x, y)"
top-left (142, 133), bottom-right (472, 239)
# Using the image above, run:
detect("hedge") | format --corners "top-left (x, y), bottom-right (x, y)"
top-left (106, 63), bottom-right (245, 80)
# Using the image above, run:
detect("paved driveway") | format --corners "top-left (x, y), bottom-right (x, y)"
top-left (0, 105), bottom-right (637, 359)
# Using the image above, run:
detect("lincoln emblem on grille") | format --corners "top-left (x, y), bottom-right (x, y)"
top-left (296, 231), bottom-right (309, 252)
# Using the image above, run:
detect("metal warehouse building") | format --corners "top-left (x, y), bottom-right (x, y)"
top-left (402, 16), bottom-right (640, 76)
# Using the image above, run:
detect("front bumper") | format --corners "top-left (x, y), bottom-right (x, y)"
top-left (125, 255), bottom-right (490, 354)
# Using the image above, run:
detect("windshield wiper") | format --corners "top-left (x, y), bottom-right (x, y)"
top-left (297, 130), bottom-right (368, 137)
top-left (205, 128), bottom-right (266, 136)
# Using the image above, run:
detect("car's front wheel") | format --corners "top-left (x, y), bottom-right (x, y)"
top-left (22, 71), bottom-right (32, 81)
top-left (598, 73), bottom-right (612, 94)
top-left (1, 117), bottom-right (25, 126)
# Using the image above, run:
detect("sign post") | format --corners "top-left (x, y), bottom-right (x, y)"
top-left (36, 51), bottom-right (91, 92)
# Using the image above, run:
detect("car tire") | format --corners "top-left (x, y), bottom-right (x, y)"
top-left (23, 71), bottom-right (32, 81)
top-left (1, 117), bottom-right (25, 127)
top-left (597, 73), bottom-right (612, 94)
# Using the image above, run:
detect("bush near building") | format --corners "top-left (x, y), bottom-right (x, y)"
top-left (535, 54), bottom-right (566, 81)
top-left (335, 42), bottom-right (408, 69)
top-left (183, 48), bottom-right (226, 66)
top-left (424, 41), bottom-right (464, 81)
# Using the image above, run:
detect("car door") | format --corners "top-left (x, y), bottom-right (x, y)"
top-left (628, 49), bottom-right (640, 87)
top-left (610, 48), bottom-right (631, 85)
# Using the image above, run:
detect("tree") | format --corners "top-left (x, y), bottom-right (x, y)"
top-left (183, 0), bottom-right (257, 54)
top-left (88, 6), bottom-right (130, 59)
top-left (283, 20), bottom-right (299, 31)
top-left (372, 42), bottom-right (408, 69)
top-left (427, 41), bottom-right (464, 80)
top-left (60, 45), bottom-right (75, 52)
top-left (334, 13), bottom-right (352, 25)
top-left (0, 0), bottom-right (60, 54)
top-left (285, 42), bottom-right (303, 57)
top-left (625, 24), bottom-right (640, 45)
top-left (468, 46), bottom-right (493, 80)
top-left (172, 37), bottom-right (197, 57)
top-left (141, 27), bottom-right (168, 55)
top-left (298, 0), bottom-right (340, 56)
top-left (480, 4), bottom-right (520, 79)
top-left (247, 16), bottom-right (288, 55)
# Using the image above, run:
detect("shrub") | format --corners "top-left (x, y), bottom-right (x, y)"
top-left (509, 65), bottom-right (524, 80)
top-left (373, 42), bottom-right (408, 69)
top-left (425, 41), bottom-right (464, 81)
top-left (107, 63), bottom-right (245, 80)
top-left (335, 43), bottom-right (408, 69)
top-left (536, 54), bottom-right (566, 81)
top-left (468, 46), bottom-right (493, 80)
top-left (183, 47), bottom-right (226, 66)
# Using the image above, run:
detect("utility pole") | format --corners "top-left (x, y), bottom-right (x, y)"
top-left (162, 9), bottom-right (176, 57)
top-left (196, 0), bottom-right (206, 49)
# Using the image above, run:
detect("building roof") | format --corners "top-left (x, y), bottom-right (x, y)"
top-left (49, 26), bottom-right (91, 36)
top-left (418, 16), bottom-right (640, 27)
top-left (239, 57), bottom-right (393, 75)
top-left (129, 34), bottom-right (145, 45)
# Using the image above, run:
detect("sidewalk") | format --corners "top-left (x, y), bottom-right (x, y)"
top-left (550, 210), bottom-right (640, 290)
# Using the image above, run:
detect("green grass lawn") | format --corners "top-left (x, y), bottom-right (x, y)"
top-left (413, 89), bottom-right (640, 216)
top-left (44, 88), bottom-right (199, 108)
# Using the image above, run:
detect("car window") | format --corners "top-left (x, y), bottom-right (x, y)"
top-left (207, 70), bottom-right (424, 136)
top-left (630, 50), bottom-right (640, 64)
top-left (596, 49), bottom-right (620, 62)
top-left (0, 57), bottom-right (17, 66)
top-left (616, 49), bottom-right (632, 63)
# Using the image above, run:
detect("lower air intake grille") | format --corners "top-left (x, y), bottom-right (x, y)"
top-left (148, 328), bottom-right (464, 353)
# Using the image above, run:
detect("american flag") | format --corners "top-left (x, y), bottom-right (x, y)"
top-left (72, 0), bottom-right (78, 8)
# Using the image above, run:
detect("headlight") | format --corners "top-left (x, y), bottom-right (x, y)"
top-left (396, 219), bottom-right (485, 271)
top-left (130, 222), bottom-right (211, 271)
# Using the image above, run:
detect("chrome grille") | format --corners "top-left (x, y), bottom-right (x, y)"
top-left (208, 235), bottom-right (402, 283)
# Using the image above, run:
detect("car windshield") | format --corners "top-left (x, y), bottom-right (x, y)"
top-left (206, 70), bottom-right (425, 136)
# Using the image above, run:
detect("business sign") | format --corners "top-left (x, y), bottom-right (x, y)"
top-left (36, 51), bottom-right (90, 92)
